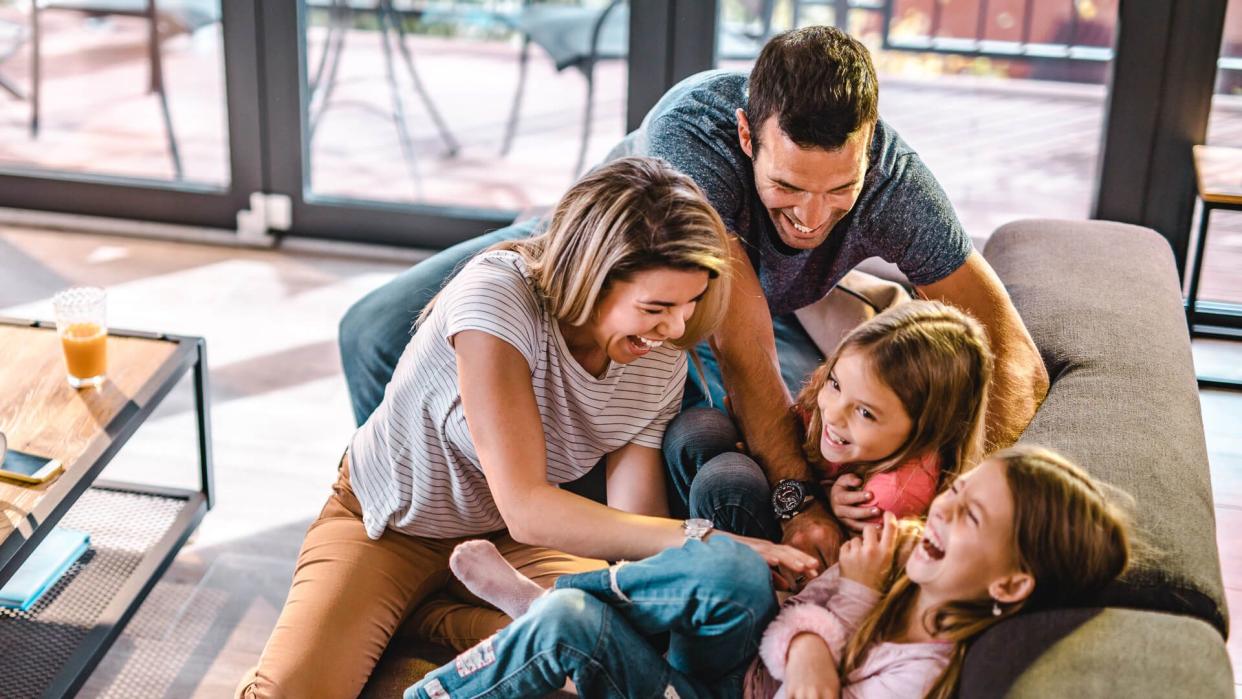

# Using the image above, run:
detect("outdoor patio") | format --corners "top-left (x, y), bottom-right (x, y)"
top-left (0, 9), bottom-right (1239, 305)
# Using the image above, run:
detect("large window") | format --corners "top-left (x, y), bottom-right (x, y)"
top-left (1200, 0), bottom-right (1242, 309)
top-left (300, 1), bottom-right (628, 214)
top-left (0, 0), bottom-right (229, 185)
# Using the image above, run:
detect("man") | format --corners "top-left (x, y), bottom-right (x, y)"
top-left (339, 27), bottom-right (1048, 569)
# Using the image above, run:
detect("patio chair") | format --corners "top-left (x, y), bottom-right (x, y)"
top-left (1, 17), bottom-right (25, 99)
top-left (499, 0), bottom-right (626, 176)
top-left (29, 0), bottom-right (220, 179)
top-left (306, 0), bottom-right (460, 196)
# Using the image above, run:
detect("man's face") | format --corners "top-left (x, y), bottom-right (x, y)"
top-left (737, 110), bottom-right (871, 251)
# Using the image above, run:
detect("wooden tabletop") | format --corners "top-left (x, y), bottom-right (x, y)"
top-left (0, 322), bottom-right (179, 549)
top-left (1193, 145), bottom-right (1242, 206)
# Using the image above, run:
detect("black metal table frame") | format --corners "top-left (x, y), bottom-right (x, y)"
top-left (1186, 198), bottom-right (1242, 391)
top-left (0, 317), bottom-right (214, 699)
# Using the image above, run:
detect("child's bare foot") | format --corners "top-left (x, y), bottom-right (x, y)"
top-left (449, 540), bottom-right (546, 619)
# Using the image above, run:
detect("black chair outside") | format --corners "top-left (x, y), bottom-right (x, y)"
top-left (29, 0), bottom-right (220, 180)
top-left (499, 0), bottom-right (625, 176)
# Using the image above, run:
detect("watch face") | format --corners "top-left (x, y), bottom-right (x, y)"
top-left (772, 481), bottom-right (806, 515)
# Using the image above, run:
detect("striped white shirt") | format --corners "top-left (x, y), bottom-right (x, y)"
top-left (348, 250), bottom-right (688, 539)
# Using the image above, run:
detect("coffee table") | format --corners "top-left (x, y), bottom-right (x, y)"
top-left (0, 316), bottom-right (214, 698)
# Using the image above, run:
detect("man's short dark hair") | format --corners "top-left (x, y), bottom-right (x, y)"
top-left (747, 26), bottom-right (879, 151)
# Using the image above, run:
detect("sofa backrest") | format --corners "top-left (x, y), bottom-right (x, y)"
top-left (982, 219), bottom-right (1225, 635)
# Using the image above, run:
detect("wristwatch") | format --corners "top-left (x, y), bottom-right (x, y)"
top-left (682, 518), bottom-right (714, 543)
top-left (771, 479), bottom-right (815, 520)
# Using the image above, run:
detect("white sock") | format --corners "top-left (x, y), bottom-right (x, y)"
top-left (449, 540), bottom-right (547, 619)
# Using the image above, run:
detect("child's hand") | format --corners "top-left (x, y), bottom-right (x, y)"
top-left (783, 632), bottom-right (841, 698)
top-left (838, 512), bottom-right (898, 591)
top-left (829, 474), bottom-right (880, 532)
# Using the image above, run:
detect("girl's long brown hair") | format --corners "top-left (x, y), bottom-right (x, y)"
top-left (839, 446), bottom-right (1132, 699)
top-left (794, 300), bottom-right (993, 482)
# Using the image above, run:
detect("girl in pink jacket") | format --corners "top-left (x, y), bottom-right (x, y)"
top-left (748, 446), bottom-right (1131, 699)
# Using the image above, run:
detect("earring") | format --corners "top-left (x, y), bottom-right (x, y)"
top-left (992, 601), bottom-right (1002, 617)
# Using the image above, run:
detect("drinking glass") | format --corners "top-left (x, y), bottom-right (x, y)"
top-left (52, 287), bottom-right (108, 389)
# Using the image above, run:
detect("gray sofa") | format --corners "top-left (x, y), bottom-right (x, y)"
top-left (956, 219), bottom-right (1233, 696)
top-left (362, 219), bottom-right (1234, 697)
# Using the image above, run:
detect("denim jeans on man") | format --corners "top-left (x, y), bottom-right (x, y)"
top-left (338, 220), bottom-right (825, 537)
top-left (405, 535), bottom-right (777, 699)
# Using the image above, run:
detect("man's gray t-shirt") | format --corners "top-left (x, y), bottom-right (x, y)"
top-left (612, 70), bottom-right (972, 317)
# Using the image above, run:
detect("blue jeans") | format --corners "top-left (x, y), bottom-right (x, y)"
top-left (405, 536), bottom-right (777, 699)
top-left (666, 315), bottom-right (825, 541)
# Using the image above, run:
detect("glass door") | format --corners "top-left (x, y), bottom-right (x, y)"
top-left (258, 0), bottom-right (632, 248)
top-left (0, 0), bottom-right (263, 230)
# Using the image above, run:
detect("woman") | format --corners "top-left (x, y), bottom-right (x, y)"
top-left (238, 157), bottom-right (818, 699)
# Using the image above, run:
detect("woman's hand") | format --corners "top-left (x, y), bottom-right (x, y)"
top-left (718, 532), bottom-right (821, 591)
top-left (828, 474), bottom-right (879, 533)
top-left (783, 632), bottom-right (841, 698)
top-left (837, 512), bottom-right (898, 591)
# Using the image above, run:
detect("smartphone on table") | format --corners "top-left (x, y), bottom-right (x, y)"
top-left (0, 432), bottom-right (64, 485)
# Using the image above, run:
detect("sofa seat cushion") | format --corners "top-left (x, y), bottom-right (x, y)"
top-left (960, 607), bottom-right (1233, 698)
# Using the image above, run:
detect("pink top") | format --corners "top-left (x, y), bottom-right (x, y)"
top-left (822, 452), bottom-right (941, 525)
top-left (744, 565), bottom-right (953, 699)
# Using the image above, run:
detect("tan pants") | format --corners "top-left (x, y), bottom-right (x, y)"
top-left (236, 458), bottom-right (605, 699)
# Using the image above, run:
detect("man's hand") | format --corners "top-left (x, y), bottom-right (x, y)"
top-left (828, 474), bottom-right (879, 533)
top-left (838, 512), bottom-right (898, 591)
top-left (783, 632), bottom-right (841, 699)
top-left (781, 500), bottom-right (844, 571)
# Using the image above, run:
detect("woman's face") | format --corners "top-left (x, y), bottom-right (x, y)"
top-left (815, 349), bottom-right (913, 464)
top-left (587, 267), bottom-right (710, 364)
top-left (906, 458), bottom-right (1029, 607)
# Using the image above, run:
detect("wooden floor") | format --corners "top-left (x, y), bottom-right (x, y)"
top-left (1, 15), bottom-right (1241, 305)
top-left (0, 224), bottom-right (1240, 696)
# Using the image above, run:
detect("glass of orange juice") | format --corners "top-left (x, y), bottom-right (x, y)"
top-left (52, 287), bottom-right (108, 389)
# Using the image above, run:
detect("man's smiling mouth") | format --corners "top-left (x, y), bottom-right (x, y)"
top-left (783, 211), bottom-right (819, 235)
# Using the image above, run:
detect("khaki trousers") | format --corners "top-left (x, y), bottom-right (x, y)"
top-left (237, 457), bottom-right (605, 699)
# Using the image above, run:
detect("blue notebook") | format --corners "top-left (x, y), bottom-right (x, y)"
top-left (0, 527), bottom-right (90, 611)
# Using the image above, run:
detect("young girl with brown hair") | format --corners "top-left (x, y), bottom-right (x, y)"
top-left (754, 445), bottom-right (1131, 698)
top-left (796, 300), bottom-right (994, 531)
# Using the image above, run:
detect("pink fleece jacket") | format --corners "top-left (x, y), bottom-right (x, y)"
top-left (822, 452), bottom-right (941, 525)
top-left (744, 565), bottom-right (953, 699)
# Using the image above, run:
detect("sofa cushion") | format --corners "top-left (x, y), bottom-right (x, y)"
top-left (982, 219), bottom-right (1225, 634)
top-left (959, 607), bottom-right (1233, 698)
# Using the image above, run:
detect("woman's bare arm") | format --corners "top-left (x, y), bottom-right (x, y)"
top-left (454, 329), bottom-right (820, 575)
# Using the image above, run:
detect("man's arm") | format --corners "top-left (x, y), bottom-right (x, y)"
top-left (711, 236), bottom-right (844, 566)
top-left (916, 249), bottom-right (1050, 450)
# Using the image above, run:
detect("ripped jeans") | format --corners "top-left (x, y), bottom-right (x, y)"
top-left (405, 535), bottom-right (777, 699)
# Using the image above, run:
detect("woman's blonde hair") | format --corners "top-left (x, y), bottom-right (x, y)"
top-left (840, 445), bottom-right (1132, 699)
top-left (794, 300), bottom-right (993, 481)
top-left (421, 156), bottom-right (731, 349)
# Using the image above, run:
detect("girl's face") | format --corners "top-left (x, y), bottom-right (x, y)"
top-left (906, 458), bottom-right (1031, 607)
top-left (587, 267), bottom-right (710, 365)
top-left (815, 349), bottom-right (914, 464)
